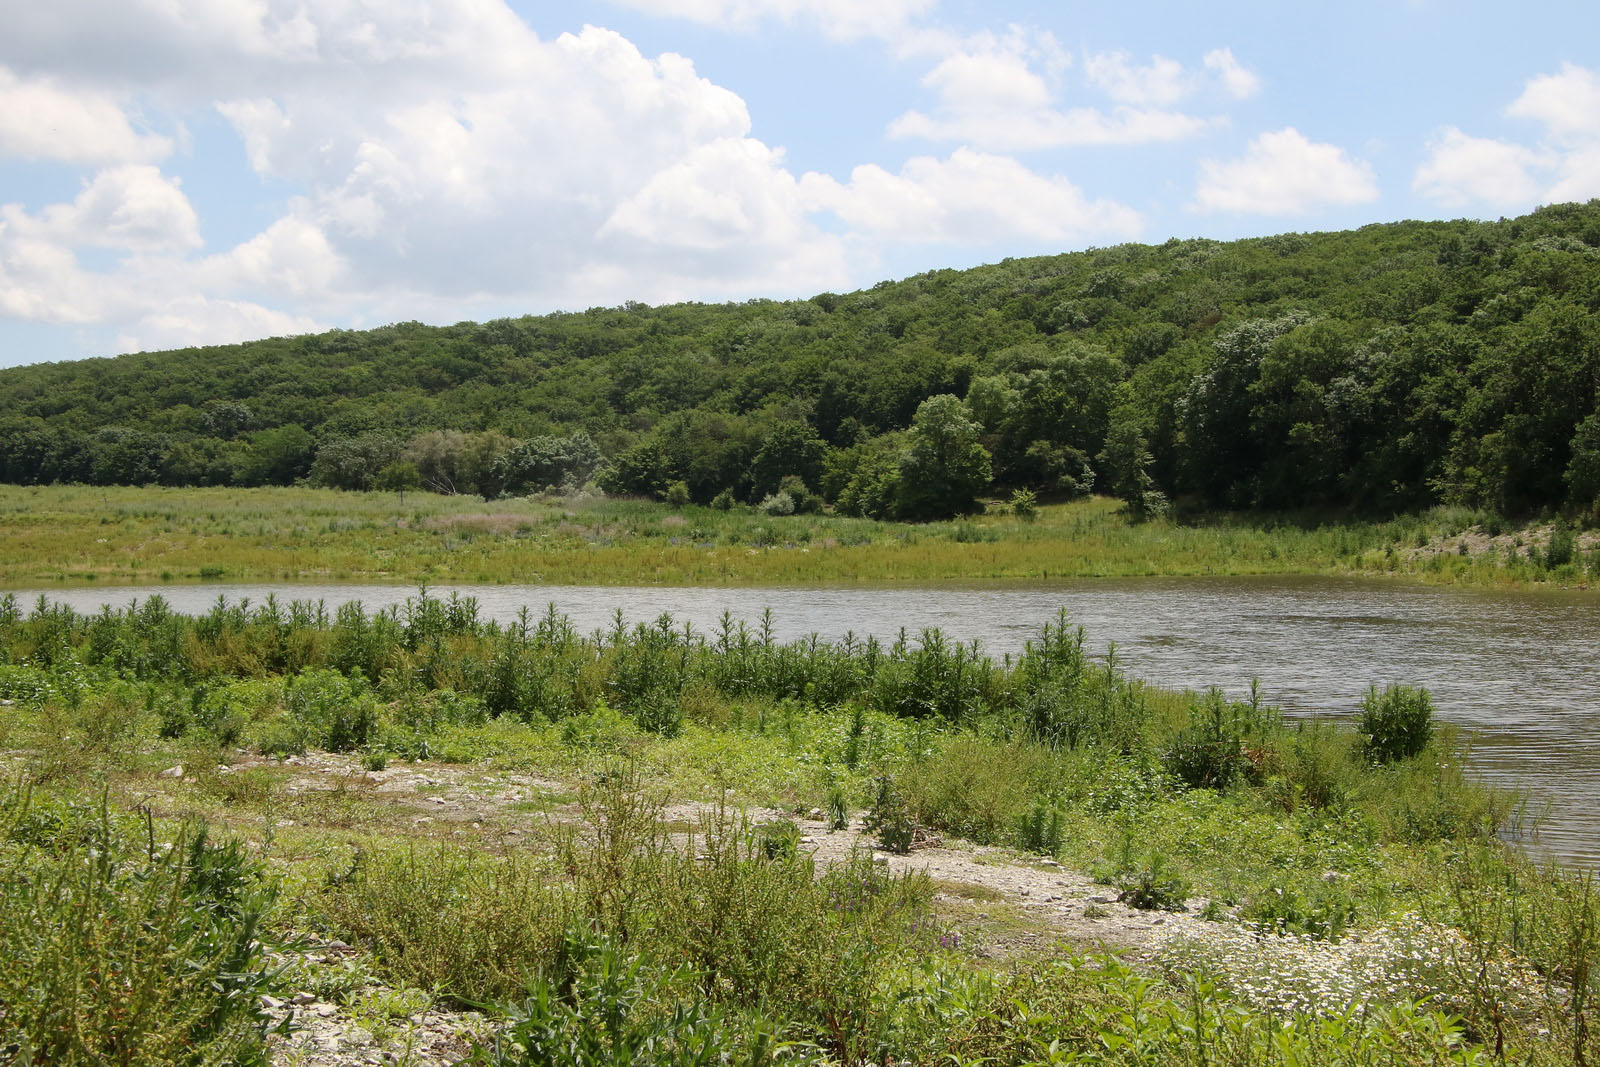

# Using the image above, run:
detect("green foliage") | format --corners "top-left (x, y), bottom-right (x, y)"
top-left (317, 844), bottom-right (572, 1004)
top-left (493, 432), bottom-right (603, 496)
top-left (275, 668), bottom-right (381, 754)
top-left (1567, 413), bottom-right (1600, 514)
top-left (1547, 523), bottom-right (1578, 567)
top-left (1014, 798), bottom-right (1064, 856)
top-left (1163, 688), bottom-right (1275, 789)
top-left (756, 489), bottom-right (794, 515)
top-left (309, 432), bottom-right (404, 491)
top-left (3, 205), bottom-right (1600, 526)
top-left (866, 776), bottom-right (914, 854)
top-left (0, 791), bottom-right (277, 1065)
top-left (1114, 855), bottom-right (1191, 912)
top-left (826, 784), bottom-right (850, 830)
top-left (1359, 684), bottom-right (1435, 764)
top-left (896, 395), bottom-right (992, 520)
top-left (470, 936), bottom-right (783, 1067)
top-left (1099, 420), bottom-right (1168, 521)
top-left (1241, 879), bottom-right (1359, 939)
top-left (374, 459), bottom-right (421, 493)
top-left (0, 592), bottom-right (1583, 1066)
top-left (905, 735), bottom-right (1036, 846)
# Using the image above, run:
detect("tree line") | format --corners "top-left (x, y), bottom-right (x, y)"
top-left (1, 201), bottom-right (1597, 519)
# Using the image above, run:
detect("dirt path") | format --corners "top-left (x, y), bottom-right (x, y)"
top-left (160, 753), bottom-right (1225, 1064)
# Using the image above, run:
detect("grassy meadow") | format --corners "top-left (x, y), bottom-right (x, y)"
top-left (1, 591), bottom-right (1597, 1064)
top-left (1, 482), bottom-right (1596, 590)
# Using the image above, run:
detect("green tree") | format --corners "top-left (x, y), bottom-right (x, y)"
top-left (237, 423), bottom-right (316, 486)
top-left (406, 429), bottom-right (513, 497)
top-left (1567, 412), bottom-right (1600, 514)
top-left (1099, 420), bottom-right (1168, 521)
top-left (374, 460), bottom-right (422, 494)
top-left (492, 432), bottom-right (603, 496)
top-left (748, 421), bottom-right (827, 502)
top-left (597, 442), bottom-right (673, 500)
top-left (309, 433), bottom-right (403, 491)
top-left (896, 394), bottom-right (992, 519)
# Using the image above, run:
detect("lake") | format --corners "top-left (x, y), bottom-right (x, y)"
top-left (7, 575), bottom-right (1598, 867)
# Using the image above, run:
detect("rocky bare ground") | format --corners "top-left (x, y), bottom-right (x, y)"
top-left (208, 751), bottom-right (1230, 1066)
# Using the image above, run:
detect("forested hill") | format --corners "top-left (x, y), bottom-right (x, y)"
top-left (2, 201), bottom-right (1598, 519)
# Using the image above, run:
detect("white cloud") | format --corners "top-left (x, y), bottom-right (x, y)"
top-left (5, 165), bottom-right (200, 252)
top-left (0, 1), bottom-right (1227, 356)
top-left (1203, 48), bottom-right (1260, 100)
top-left (1194, 128), bottom-right (1378, 215)
top-left (921, 47), bottom-right (1056, 113)
top-left (0, 224), bottom-right (101, 323)
top-left (117, 298), bottom-right (324, 354)
top-left (1548, 144), bottom-right (1600, 203)
top-left (604, 0), bottom-right (936, 42)
top-left (1413, 63), bottom-right (1600, 210)
top-left (889, 36), bottom-right (1217, 150)
top-left (1084, 50), bottom-right (1188, 106)
top-left (0, 67), bottom-right (172, 164)
top-left (1412, 127), bottom-right (1545, 210)
top-left (207, 214), bottom-right (346, 299)
top-left (1507, 62), bottom-right (1600, 142)
top-left (799, 148), bottom-right (1142, 244)
top-left (2, 8), bottom-right (859, 346)
top-left (0, 166), bottom-right (213, 330)
top-left (224, 24), bottom-right (842, 306)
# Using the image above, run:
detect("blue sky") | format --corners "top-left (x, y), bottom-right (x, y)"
top-left (0, 0), bottom-right (1596, 367)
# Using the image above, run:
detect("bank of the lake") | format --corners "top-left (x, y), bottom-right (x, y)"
top-left (9, 574), bottom-right (1600, 869)
top-left (3, 584), bottom-right (1598, 1065)
top-left (2, 483), bottom-right (1596, 590)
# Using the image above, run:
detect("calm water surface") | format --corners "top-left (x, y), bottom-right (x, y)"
top-left (9, 576), bottom-right (1598, 867)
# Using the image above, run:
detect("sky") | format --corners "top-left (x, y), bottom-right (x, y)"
top-left (0, 1), bottom-right (1597, 368)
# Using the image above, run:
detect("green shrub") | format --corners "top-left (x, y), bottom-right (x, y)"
top-left (756, 490), bottom-right (795, 516)
top-left (755, 818), bottom-right (800, 860)
top-left (903, 736), bottom-right (1039, 845)
top-left (1241, 879), bottom-right (1359, 939)
top-left (0, 792), bottom-right (276, 1066)
top-left (777, 475), bottom-right (823, 515)
top-left (645, 821), bottom-right (929, 1033)
top-left (1271, 722), bottom-right (1362, 813)
top-left (826, 784), bottom-right (850, 831)
top-left (471, 935), bottom-right (786, 1067)
top-left (1014, 798), bottom-right (1064, 856)
top-left (1375, 749), bottom-right (1514, 844)
top-left (1359, 684), bottom-right (1434, 763)
top-left (1114, 854), bottom-right (1190, 912)
top-left (317, 844), bottom-right (572, 1004)
top-left (1547, 524), bottom-right (1577, 567)
top-left (1163, 688), bottom-right (1271, 790)
top-left (866, 776), bottom-right (914, 854)
top-left (559, 702), bottom-right (643, 752)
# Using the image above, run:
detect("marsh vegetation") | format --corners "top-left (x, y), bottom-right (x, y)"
top-left (3, 483), bottom-right (1596, 590)
top-left (1, 591), bottom-right (1596, 1064)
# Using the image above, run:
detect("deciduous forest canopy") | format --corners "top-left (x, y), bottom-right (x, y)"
top-left (2, 202), bottom-right (1597, 519)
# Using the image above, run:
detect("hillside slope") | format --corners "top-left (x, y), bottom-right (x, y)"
top-left (1, 202), bottom-right (1597, 517)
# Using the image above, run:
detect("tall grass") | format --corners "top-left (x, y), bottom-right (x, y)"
top-left (3, 483), bottom-right (1594, 588)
